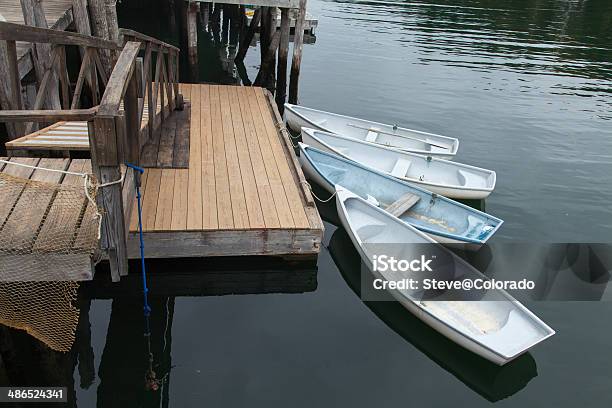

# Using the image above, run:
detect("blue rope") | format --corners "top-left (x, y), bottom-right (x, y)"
top-left (125, 163), bottom-right (151, 320)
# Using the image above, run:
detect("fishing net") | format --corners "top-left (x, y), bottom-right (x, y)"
top-left (0, 168), bottom-right (102, 352)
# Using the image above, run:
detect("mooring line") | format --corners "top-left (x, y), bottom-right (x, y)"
top-left (300, 180), bottom-right (337, 203)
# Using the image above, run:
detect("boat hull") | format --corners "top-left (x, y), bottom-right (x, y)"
top-left (301, 128), bottom-right (494, 199)
top-left (335, 189), bottom-right (555, 365)
top-left (298, 145), bottom-right (500, 250)
top-left (284, 104), bottom-right (458, 160)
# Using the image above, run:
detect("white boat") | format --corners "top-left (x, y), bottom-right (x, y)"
top-left (335, 186), bottom-right (555, 365)
top-left (284, 103), bottom-right (459, 159)
top-left (298, 143), bottom-right (502, 249)
top-left (301, 128), bottom-right (495, 199)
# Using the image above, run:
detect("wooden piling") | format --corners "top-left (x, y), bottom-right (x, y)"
top-left (104, 0), bottom-right (120, 60)
top-left (235, 7), bottom-right (261, 62)
top-left (289, 0), bottom-right (307, 104)
top-left (88, 0), bottom-right (112, 71)
top-left (276, 8), bottom-right (291, 108)
top-left (185, 1), bottom-right (199, 81)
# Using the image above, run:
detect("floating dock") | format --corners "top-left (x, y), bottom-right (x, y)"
top-left (126, 83), bottom-right (323, 259)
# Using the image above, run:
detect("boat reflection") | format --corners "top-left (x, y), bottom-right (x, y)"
top-left (327, 226), bottom-right (538, 402)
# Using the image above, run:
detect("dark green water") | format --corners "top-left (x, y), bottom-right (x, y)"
top-left (2, 0), bottom-right (612, 406)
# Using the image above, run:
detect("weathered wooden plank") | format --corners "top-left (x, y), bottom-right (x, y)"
top-left (0, 107), bottom-right (97, 122)
top-left (385, 193), bottom-right (421, 218)
top-left (0, 157), bottom-right (40, 228)
top-left (0, 158), bottom-right (68, 251)
top-left (218, 86), bottom-right (248, 229)
top-left (127, 228), bottom-right (321, 259)
top-left (276, 7), bottom-right (291, 106)
top-left (0, 21), bottom-right (119, 49)
top-left (119, 29), bottom-right (179, 52)
top-left (97, 41), bottom-right (141, 117)
top-left (157, 114), bottom-right (177, 167)
top-left (235, 86), bottom-right (280, 228)
top-left (172, 106), bottom-right (190, 168)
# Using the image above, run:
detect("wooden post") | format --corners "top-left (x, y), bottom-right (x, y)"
top-left (20, 0), bottom-right (62, 111)
top-left (201, 2), bottom-right (210, 30)
top-left (185, 1), bottom-right (199, 81)
top-left (88, 0), bottom-right (112, 72)
top-left (72, 0), bottom-right (91, 36)
top-left (259, 7), bottom-right (269, 61)
top-left (105, 0), bottom-right (120, 61)
top-left (88, 118), bottom-right (128, 282)
top-left (254, 31), bottom-right (280, 88)
top-left (289, 0), bottom-right (307, 104)
top-left (235, 7), bottom-right (261, 62)
top-left (276, 8), bottom-right (290, 108)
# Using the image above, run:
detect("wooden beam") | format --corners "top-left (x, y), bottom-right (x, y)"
top-left (119, 29), bottom-right (180, 52)
top-left (288, 0), bottom-right (306, 104)
top-left (0, 108), bottom-right (97, 122)
top-left (0, 21), bottom-right (120, 49)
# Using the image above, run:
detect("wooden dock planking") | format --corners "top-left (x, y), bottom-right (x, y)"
top-left (187, 83), bottom-right (204, 229)
top-left (255, 88), bottom-right (310, 228)
top-left (125, 83), bottom-right (322, 259)
top-left (219, 85), bottom-right (249, 229)
top-left (244, 87), bottom-right (294, 227)
top-left (235, 86), bottom-right (280, 229)
top-left (200, 83), bottom-right (218, 230)
top-left (227, 85), bottom-right (265, 229)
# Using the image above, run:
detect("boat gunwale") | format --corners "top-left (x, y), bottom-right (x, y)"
top-left (285, 103), bottom-right (460, 156)
top-left (301, 127), bottom-right (496, 193)
top-left (299, 143), bottom-right (503, 244)
top-left (335, 187), bottom-right (556, 363)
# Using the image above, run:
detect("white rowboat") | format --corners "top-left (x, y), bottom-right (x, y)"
top-left (335, 186), bottom-right (555, 365)
top-left (284, 103), bottom-right (459, 159)
top-left (301, 127), bottom-right (496, 199)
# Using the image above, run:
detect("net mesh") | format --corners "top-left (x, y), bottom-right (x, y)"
top-left (0, 171), bottom-right (102, 352)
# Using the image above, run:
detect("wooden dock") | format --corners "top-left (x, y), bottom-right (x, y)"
top-left (0, 83), bottom-right (323, 262)
top-left (127, 83), bottom-right (323, 259)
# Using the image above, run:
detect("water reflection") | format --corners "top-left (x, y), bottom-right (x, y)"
top-left (327, 226), bottom-right (538, 402)
top-left (0, 258), bottom-right (317, 407)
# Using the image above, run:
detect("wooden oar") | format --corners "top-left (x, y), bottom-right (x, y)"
top-left (346, 123), bottom-right (450, 150)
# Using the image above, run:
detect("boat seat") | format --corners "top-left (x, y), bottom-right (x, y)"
top-left (390, 158), bottom-right (412, 178)
top-left (385, 193), bottom-right (421, 218)
top-left (365, 130), bottom-right (379, 143)
top-left (457, 169), bottom-right (482, 187)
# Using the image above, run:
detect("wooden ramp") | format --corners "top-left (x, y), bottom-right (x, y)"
top-left (128, 83), bottom-right (323, 259)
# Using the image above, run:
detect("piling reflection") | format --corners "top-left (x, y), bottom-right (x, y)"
top-left (327, 226), bottom-right (538, 402)
top-left (0, 257), bottom-right (317, 407)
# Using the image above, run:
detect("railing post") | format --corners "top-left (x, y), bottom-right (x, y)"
top-left (88, 116), bottom-right (128, 282)
top-left (124, 73), bottom-right (140, 169)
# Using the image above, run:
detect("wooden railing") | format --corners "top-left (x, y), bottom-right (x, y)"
top-left (0, 22), bottom-right (182, 281)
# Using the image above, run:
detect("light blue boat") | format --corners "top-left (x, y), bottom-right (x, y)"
top-left (298, 143), bottom-right (503, 249)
